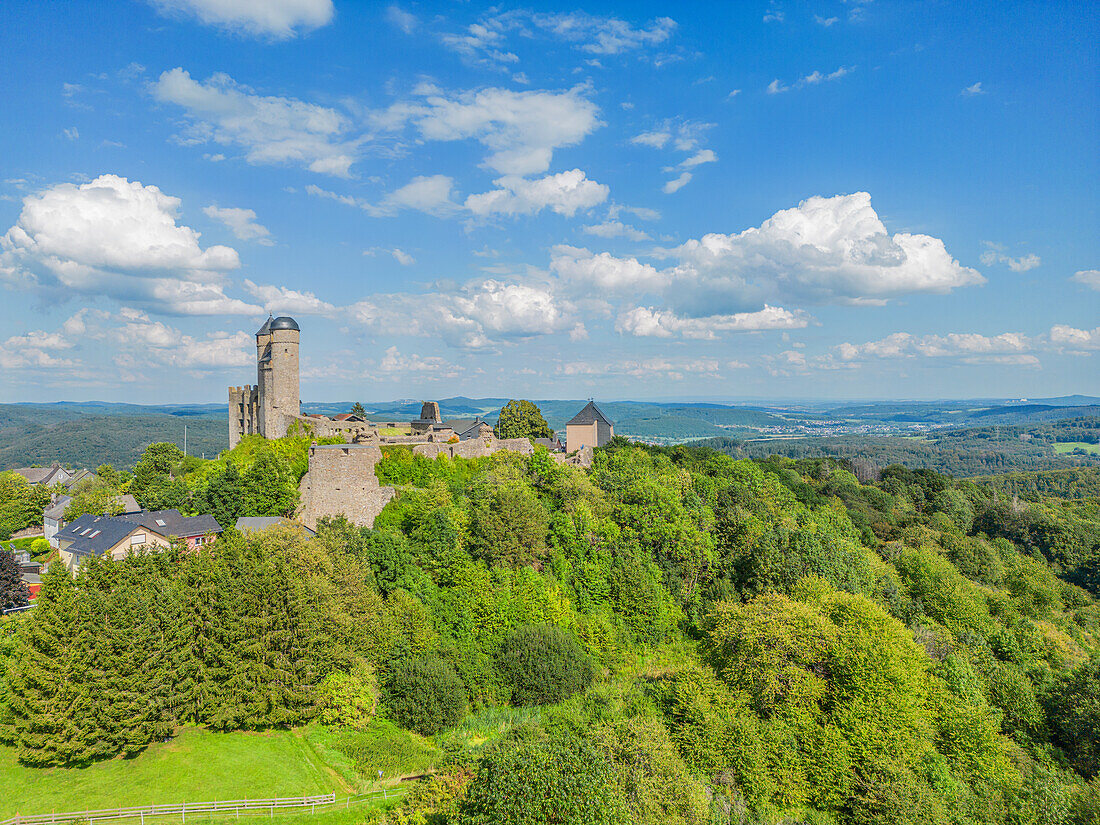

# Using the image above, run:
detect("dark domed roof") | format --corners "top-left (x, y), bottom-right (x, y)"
top-left (270, 316), bottom-right (300, 331)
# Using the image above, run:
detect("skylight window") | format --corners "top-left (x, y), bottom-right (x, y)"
top-left (89, 530), bottom-right (101, 538)
top-left (155, 519), bottom-right (166, 526)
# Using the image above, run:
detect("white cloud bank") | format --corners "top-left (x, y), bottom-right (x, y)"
top-left (149, 0), bottom-right (334, 39)
top-left (0, 174), bottom-right (259, 316)
top-left (439, 11), bottom-right (675, 65)
top-left (616, 305), bottom-right (809, 339)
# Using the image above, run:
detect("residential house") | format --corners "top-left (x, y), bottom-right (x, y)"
top-left (42, 495), bottom-right (71, 547)
top-left (533, 436), bottom-right (564, 452)
top-left (121, 510), bottom-right (223, 550)
top-left (56, 514), bottom-right (171, 572)
top-left (65, 469), bottom-right (98, 488)
top-left (43, 493), bottom-right (141, 548)
top-left (235, 516), bottom-right (317, 537)
top-left (565, 401), bottom-right (615, 453)
top-left (9, 463), bottom-right (73, 487)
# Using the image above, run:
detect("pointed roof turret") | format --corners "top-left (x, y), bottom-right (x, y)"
top-left (567, 401), bottom-right (614, 427)
top-left (256, 314), bottom-right (274, 336)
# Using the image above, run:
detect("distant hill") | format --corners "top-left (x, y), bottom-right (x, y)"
top-left (0, 404), bottom-right (226, 470)
top-left (695, 416), bottom-right (1100, 477)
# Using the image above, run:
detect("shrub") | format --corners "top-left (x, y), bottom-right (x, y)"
top-left (458, 727), bottom-right (624, 824)
top-left (318, 662), bottom-right (377, 729)
top-left (383, 655), bottom-right (467, 735)
top-left (496, 625), bottom-right (594, 706)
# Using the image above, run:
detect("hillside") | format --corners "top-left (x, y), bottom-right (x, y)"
top-left (4, 439), bottom-right (1099, 823)
top-left (697, 416), bottom-right (1100, 477)
top-left (0, 404), bottom-right (226, 470)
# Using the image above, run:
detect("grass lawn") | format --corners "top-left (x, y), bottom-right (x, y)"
top-left (1053, 441), bottom-right (1100, 455)
top-left (2, 727), bottom-right (344, 818)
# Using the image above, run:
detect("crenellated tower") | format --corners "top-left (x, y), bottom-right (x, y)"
top-left (229, 315), bottom-right (300, 446)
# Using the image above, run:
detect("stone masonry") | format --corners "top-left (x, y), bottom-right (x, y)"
top-left (297, 444), bottom-right (396, 531)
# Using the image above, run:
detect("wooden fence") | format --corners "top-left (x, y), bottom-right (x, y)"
top-left (1, 790), bottom-right (409, 825)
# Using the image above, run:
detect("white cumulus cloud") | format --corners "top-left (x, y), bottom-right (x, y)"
top-left (663, 191), bottom-right (984, 312)
top-left (465, 169), bottom-right (608, 217)
top-left (372, 86), bottom-right (600, 176)
top-left (203, 205), bottom-right (274, 245)
top-left (153, 68), bottom-right (358, 176)
top-left (1049, 324), bottom-right (1100, 351)
top-left (980, 243), bottom-right (1040, 272)
top-left (0, 174), bottom-right (258, 316)
top-left (243, 280), bottom-right (335, 315)
top-left (550, 245), bottom-right (665, 293)
top-left (1071, 269), bottom-right (1099, 290)
top-left (663, 172), bottom-right (692, 193)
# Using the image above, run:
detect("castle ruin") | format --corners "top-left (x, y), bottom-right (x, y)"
top-left (229, 317), bottom-right (588, 530)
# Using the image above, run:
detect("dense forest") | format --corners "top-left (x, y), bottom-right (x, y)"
top-left (2, 435), bottom-right (1099, 824)
top-left (0, 403), bottom-right (226, 471)
top-left (698, 417), bottom-right (1100, 477)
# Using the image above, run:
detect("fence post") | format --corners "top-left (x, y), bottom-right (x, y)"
top-left (141, 813), bottom-right (145, 825)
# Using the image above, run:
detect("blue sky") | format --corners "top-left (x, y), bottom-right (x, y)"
top-left (0, 0), bottom-right (1096, 404)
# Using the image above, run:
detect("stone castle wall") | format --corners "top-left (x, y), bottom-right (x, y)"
top-left (297, 444), bottom-right (396, 531)
top-left (297, 436), bottom-right (540, 530)
top-left (228, 385), bottom-right (259, 449)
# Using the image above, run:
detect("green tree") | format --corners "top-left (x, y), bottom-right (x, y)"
top-left (351, 402), bottom-right (367, 418)
top-left (1047, 656), bottom-right (1100, 778)
top-left (468, 481), bottom-right (550, 568)
top-left (496, 625), bottom-right (594, 706)
top-left (63, 477), bottom-right (125, 521)
top-left (5, 563), bottom-right (82, 765)
top-left (382, 654), bottom-right (466, 735)
top-left (0, 471), bottom-right (51, 538)
top-left (458, 727), bottom-right (625, 825)
top-left (0, 550), bottom-right (30, 610)
top-left (494, 400), bottom-right (553, 440)
top-left (129, 442), bottom-right (187, 510)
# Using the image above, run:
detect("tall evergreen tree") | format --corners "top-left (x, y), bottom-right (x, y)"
top-left (0, 550), bottom-right (29, 610)
top-left (5, 563), bottom-right (82, 765)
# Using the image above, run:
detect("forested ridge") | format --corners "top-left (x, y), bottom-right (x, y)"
top-left (698, 416), bottom-right (1100, 477)
top-left (2, 437), bottom-right (1099, 824)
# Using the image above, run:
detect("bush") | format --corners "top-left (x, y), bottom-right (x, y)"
top-left (383, 655), bottom-right (468, 735)
top-left (458, 727), bottom-right (624, 824)
top-left (496, 625), bottom-right (594, 706)
top-left (318, 662), bottom-right (377, 729)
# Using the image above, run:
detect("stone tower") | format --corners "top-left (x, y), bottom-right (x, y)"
top-left (229, 315), bottom-right (300, 447)
top-left (257, 315), bottom-right (300, 438)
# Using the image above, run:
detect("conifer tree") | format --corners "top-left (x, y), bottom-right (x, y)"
top-left (0, 550), bottom-right (29, 610)
top-left (5, 563), bottom-right (82, 765)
